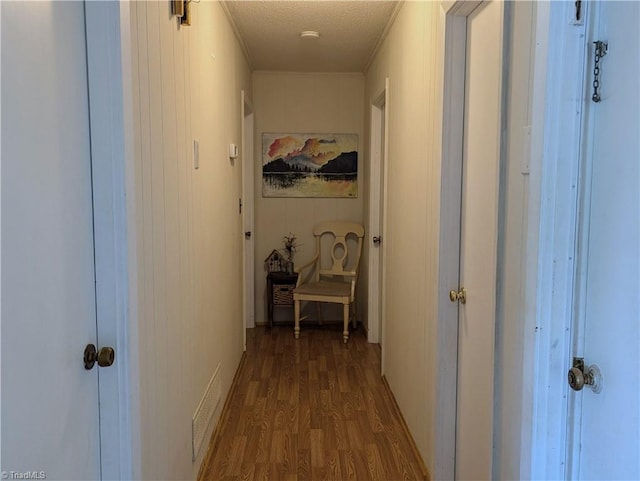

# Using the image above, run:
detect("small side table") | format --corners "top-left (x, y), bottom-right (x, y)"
top-left (267, 271), bottom-right (298, 328)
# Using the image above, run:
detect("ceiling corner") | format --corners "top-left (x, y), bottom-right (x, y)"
top-left (220, 1), bottom-right (255, 70)
top-left (363, 0), bottom-right (404, 73)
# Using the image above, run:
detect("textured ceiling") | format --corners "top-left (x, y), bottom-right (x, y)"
top-left (222, 1), bottom-right (401, 72)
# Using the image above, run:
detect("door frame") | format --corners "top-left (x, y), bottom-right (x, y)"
top-left (438, 1), bottom-right (510, 478)
top-left (0, 4), bottom-right (3, 471)
top-left (367, 79), bottom-right (389, 349)
top-left (84, 2), bottom-right (136, 478)
top-left (528, 1), bottom-right (621, 479)
top-left (527, 2), bottom-right (590, 479)
top-left (241, 90), bottom-right (255, 346)
top-left (437, 2), bottom-right (481, 479)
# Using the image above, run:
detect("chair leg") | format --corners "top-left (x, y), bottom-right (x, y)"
top-left (294, 300), bottom-right (300, 339)
top-left (316, 302), bottom-right (323, 325)
top-left (343, 303), bottom-right (349, 344)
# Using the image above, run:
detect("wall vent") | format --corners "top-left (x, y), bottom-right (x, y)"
top-left (192, 363), bottom-right (222, 460)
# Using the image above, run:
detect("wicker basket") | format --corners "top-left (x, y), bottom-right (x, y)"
top-left (273, 283), bottom-right (294, 305)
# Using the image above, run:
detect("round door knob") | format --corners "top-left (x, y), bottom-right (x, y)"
top-left (84, 344), bottom-right (115, 370)
top-left (97, 346), bottom-right (115, 367)
top-left (449, 288), bottom-right (466, 304)
top-left (568, 366), bottom-right (585, 391)
top-left (568, 362), bottom-right (603, 394)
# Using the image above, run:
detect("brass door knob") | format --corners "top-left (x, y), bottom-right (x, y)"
top-left (84, 344), bottom-right (115, 370)
top-left (449, 287), bottom-right (466, 304)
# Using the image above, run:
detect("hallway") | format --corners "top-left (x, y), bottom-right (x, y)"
top-left (199, 326), bottom-right (427, 481)
top-left (7, 1), bottom-right (638, 479)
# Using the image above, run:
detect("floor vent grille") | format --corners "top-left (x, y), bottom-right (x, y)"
top-left (192, 363), bottom-right (222, 460)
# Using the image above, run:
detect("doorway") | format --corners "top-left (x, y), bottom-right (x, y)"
top-left (241, 91), bottom-right (255, 350)
top-left (367, 79), bottom-right (389, 356)
top-left (438, 1), bottom-right (505, 479)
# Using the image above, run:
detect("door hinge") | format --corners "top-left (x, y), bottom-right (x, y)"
top-left (574, 1), bottom-right (583, 24)
top-left (239, 198), bottom-right (243, 214)
top-left (592, 40), bottom-right (608, 103)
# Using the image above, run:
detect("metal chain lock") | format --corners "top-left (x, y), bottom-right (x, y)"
top-left (592, 41), bottom-right (608, 103)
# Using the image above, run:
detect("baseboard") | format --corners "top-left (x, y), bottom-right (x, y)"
top-left (196, 351), bottom-right (247, 481)
top-left (382, 375), bottom-right (431, 481)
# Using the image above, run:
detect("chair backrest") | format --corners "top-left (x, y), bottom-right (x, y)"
top-left (312, 221), bottom-right (364, 281)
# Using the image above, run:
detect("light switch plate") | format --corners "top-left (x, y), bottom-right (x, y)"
top-left (229, 143), bottom-right (238, 159)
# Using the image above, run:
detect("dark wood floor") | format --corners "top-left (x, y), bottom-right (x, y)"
top-left (199, 324), bottom-right (428, 481)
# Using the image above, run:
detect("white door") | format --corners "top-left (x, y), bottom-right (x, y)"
top-left (2, 2), bottom-right (103, 479)
top-left (367, 81), bottom-right (388, 347)
top-left (455, 1), bottom-right (503, 479)
top-left (567, 2), bottom-right (640, 478)
top-left (242, 91), bottom-right (255, 344)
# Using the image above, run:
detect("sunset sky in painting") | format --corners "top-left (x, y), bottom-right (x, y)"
top-left (264, 133), bottom-right (357, 168)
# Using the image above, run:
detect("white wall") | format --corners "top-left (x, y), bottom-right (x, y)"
top-left (252, 72), bottom-right (365, 326)
top-left (126, 2), bottom-right (251, 478)
top-left (365, 1), bottom-right (444, 467)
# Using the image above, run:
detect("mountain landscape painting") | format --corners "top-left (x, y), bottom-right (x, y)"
top-left (262, 133), bottom-right (358, 198)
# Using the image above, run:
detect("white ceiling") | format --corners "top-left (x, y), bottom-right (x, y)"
top-left (221, 1), bottom-right (401, 72)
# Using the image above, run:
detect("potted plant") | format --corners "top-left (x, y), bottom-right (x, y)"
top-left (281, 233), bottom-right (298, 274)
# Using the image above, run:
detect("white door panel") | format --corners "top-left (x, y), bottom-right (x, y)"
top-left (569, 2), bottom-right (640, 479)
top-left (456, 1), bottom-right (503, 479)
top-left (1, 2), bottom-right (101, 479)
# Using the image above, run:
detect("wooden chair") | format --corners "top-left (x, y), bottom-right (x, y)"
top-left (293, 221), bottom-right (364, 343)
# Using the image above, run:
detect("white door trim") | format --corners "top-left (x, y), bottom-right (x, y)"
top-left (436, 3), bottom-right (480, 479)
top-left (516, 2), bottom-right (552, 479)
top-left (438, 1), bottom-right (511, 478)
top-left (367, 80), bottom-right (389, 348)
top-left (85, 2), bottom-right (137, 478)
top-left (528, 2), bottom-right (588, 479)
top-left (241, 90), bottom-right (255, 345)
top-left (380, 80), bottom-right (389, 373)
top-left (0, 5), bottom-right (3, 471)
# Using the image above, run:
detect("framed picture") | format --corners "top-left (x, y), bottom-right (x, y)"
top-left (262, 133), bottom-right (358, 198)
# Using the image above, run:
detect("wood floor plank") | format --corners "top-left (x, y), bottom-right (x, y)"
top-left (252, 464), bottom-right (269, 481)
top-left (310, 428), bottom-right (325, 468)
top-left (338, 450), bottom-right (358, 481)
top-left (228, 436), bottom-right (248, 476)
top-left (365, 444), bottom-right (386, 481)
top-left (239, 461), bottom-right (255, 481)
top-left (199, 326), bottom-right (428, 481)
top-left (326, 449), bottom-right (342, 480)
top-left (297, 449), bottom-right (311, 481)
